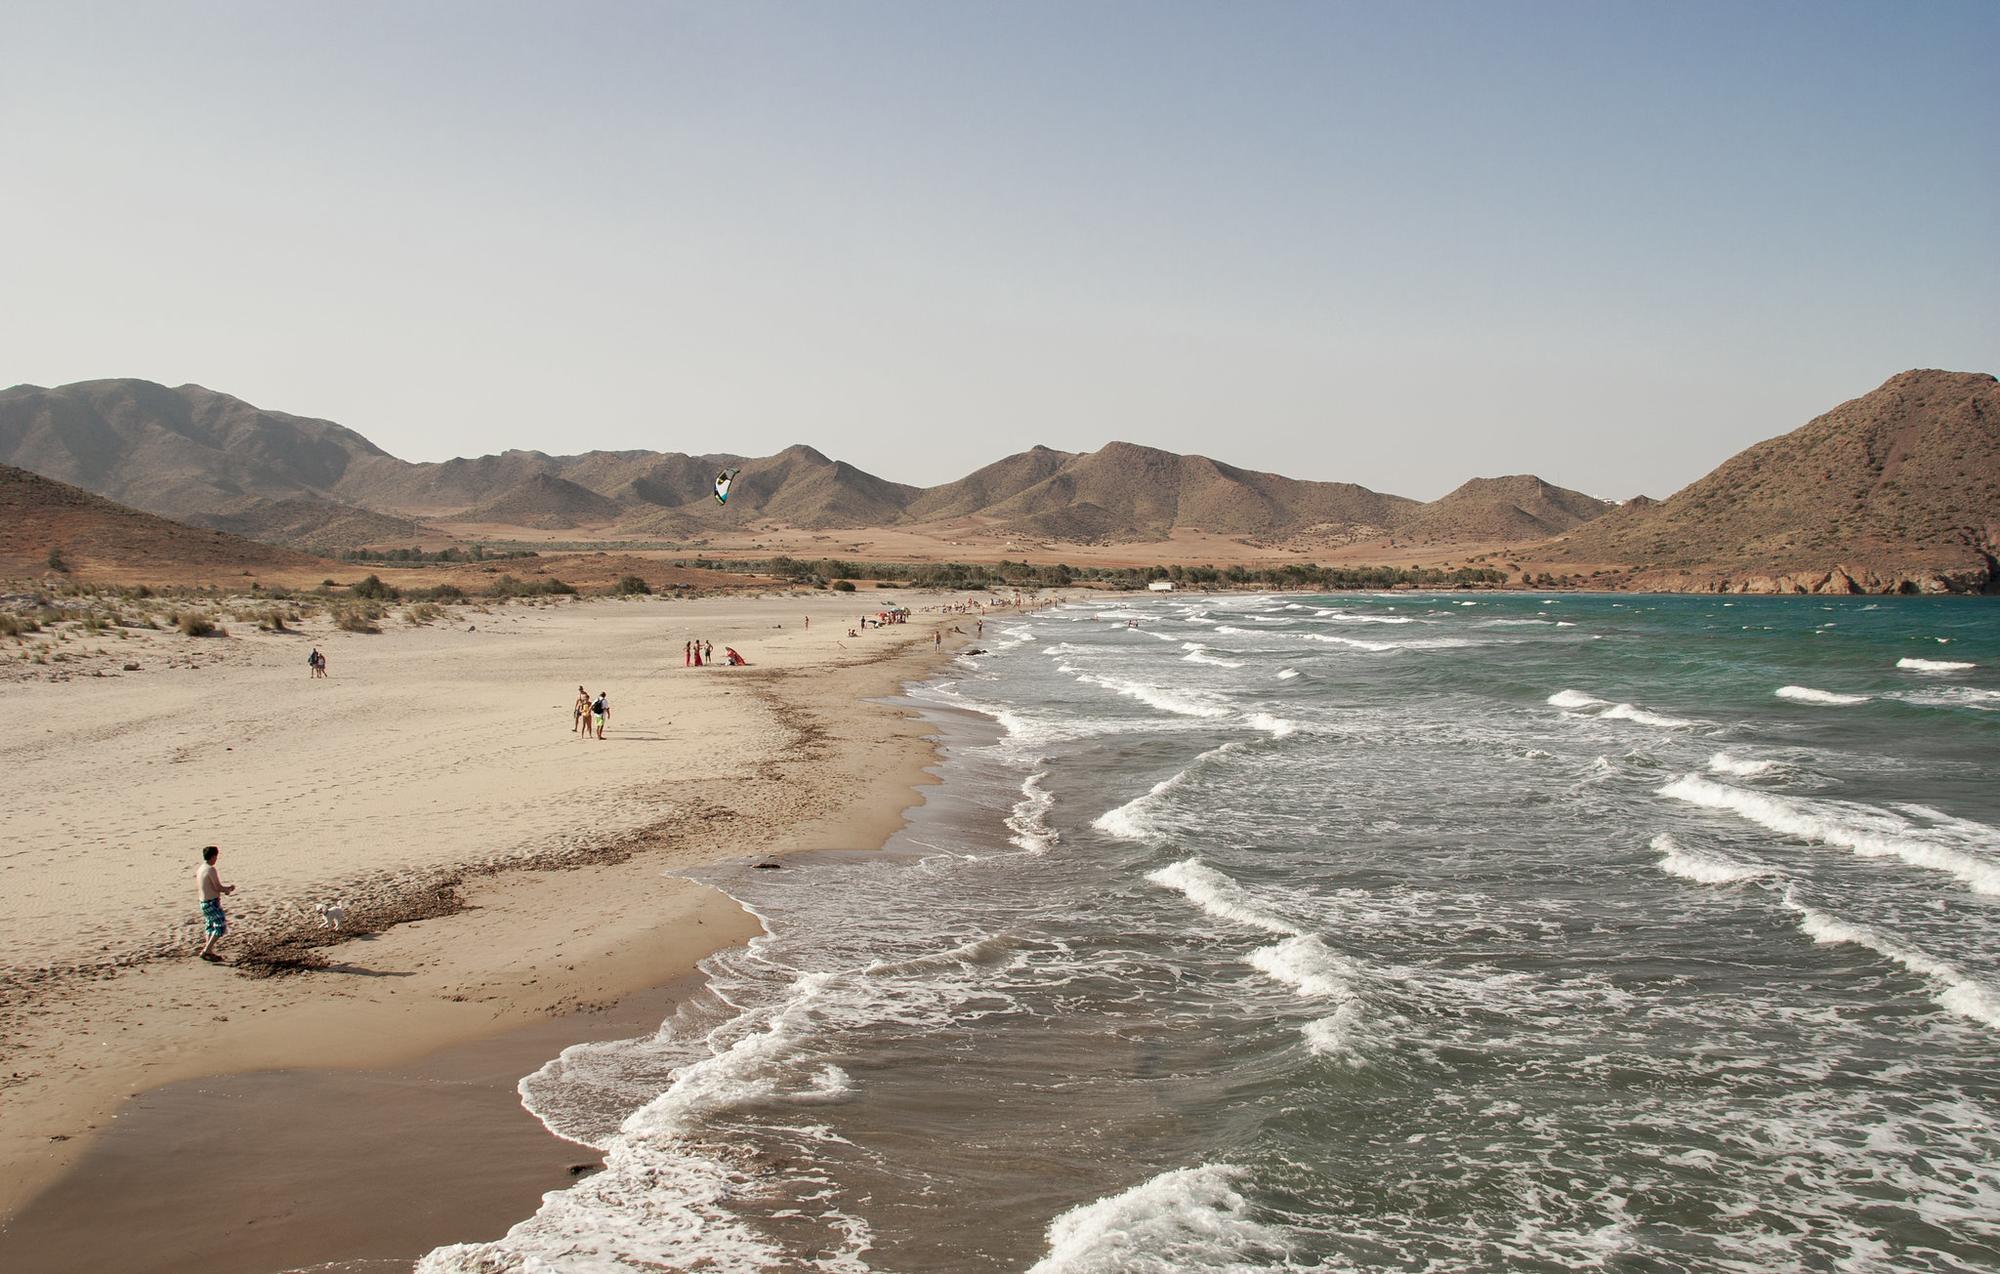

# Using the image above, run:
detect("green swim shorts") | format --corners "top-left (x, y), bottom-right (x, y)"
top-left (201, 898), bottom-right (227, 937)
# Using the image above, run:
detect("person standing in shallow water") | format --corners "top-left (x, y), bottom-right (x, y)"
top-left (196, 845), bottom-right (235, 962)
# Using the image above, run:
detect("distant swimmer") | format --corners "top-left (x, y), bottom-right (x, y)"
top-left (196, 845), bottom-right (235, 962)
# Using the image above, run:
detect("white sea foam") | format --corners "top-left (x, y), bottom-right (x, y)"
top-left (1310, 613), bottom-right (1415, 625)
top-left (1026, 1163), bottom-right (1288, 1274)
top-left (1897, 657), bottom-right (1977, 672)
top-left (1891, 686), bottom-right (2000, 712)
top-left (1780, 887), bottom-right (2000, 1032)
top-left (1709, 752), bottom-right (1782, 778)
top-left (1246, 713), bottom-right (1299, 738)
top-left (1007, 771), bottom-right (1059, 853)
top-left (1600, 703), bottom-right (1698, 729)
top-left (1180, 642), bottom-right (1245, 669)
top-left (1146, 858), bottom-right (1297, 936)
top-left (1275, 668), bottom-right (1299, 680)
top-left (1776, 685), bottom-right (1873, 706)
top-left (1095, 743), bottom-right (1250, 841)
top-left (1651, 833), bottom-right (1774, 885)
top-left (1248, 934), bottom-right (1362, 1001)
top-left (1215, 625), bottom-right (1256, 636)
top-left (864, 930), bottom-right (1024, 977)
top-left (1548, 689), bottom-right (1608, 710)
top-left (1550, 689), bottom-right (1698, 729)
top-left (1303, 632), bottom-right (1395, 652)
top-left (1300, 1001), bottom-right (1372, 1064)
top-left (424, 970), bottom-right (852, 1273)
top-left (1074, 672), bottom-right (1231, 719)
top-left (1659, 775), bottom-right (2000, 896)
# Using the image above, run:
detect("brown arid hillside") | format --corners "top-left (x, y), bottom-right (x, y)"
top-left (187, 497), bottom-right (431, 552)
top-left (1546, 370), bottom-right (1999, 592)
top-left (0, 463), bottom-right (331, 583)
top-left (978, 441), bottom-right (1416, 541)
top-left (1396, 475), bottom-right (1613, 544)
top-left (0, 379), bottom-right (394, 522)
top-left (464, 473), bottom-right (625, 530)
top-left (903, 445), bottom-right (1078, 521)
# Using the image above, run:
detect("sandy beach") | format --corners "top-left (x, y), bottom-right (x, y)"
top-left (0, 589), bottom-right (990, 1269)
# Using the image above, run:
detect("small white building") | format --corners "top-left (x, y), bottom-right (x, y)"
top-left (1147, 580), bottom-right (1176, 592)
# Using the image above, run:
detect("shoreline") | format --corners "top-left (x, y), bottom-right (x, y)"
top-left (0, 592), bottom-right (996, 1268)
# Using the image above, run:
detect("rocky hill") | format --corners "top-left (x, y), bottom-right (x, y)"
top-left (463, 473), bottom-right (625, 529)
top-left (977, 441), bottom-right (1417, 541)
top-left (0, 463), bottom-right (329, 579)
top-left (187, 497), bottom-right (431, 552)
top-left (1397, 476), bottom-right (1613, 544)
top-left (903, 446), bottom-right (1078, 521)
top-left (1547, 370), bottom-right (1999, 592)
top-left (0, 379), bottom-right (396, 521)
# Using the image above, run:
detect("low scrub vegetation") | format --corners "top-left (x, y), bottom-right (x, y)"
top-left (335, 603), bottom-right (385, 634)
top-left (486, 574), bottom-right (577, 598)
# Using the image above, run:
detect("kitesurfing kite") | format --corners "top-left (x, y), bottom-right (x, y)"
top-left (714, 468), bottom-right (740, 506)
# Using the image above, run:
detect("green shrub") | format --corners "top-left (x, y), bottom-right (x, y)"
top-left (177, 612), bottom-right (217, 637)
top-left (46, 547), bottom-right (68, 573)
top-left (350, 574), bottom-right (401, 601)
top-left (486, 575), bottom-right (577, 598)
top-left (831, 579), bottom-right (856, 592)
top-left (256, 610), bottom-right (289, 632)
top-left (615, 575), bottom-right (652, 596)
top-left (0, 614), bottom-right (37, 638)
top-left (408, 584), bottom-right (466, 602)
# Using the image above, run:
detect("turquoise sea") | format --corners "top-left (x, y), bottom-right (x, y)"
top-left (424, 593), bottom-right (2000, 1273)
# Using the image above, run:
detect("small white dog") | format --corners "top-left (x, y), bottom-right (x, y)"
top-left (315, 900), bottom-right (346, 930)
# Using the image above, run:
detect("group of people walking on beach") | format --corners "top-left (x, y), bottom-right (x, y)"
top-left (573, 684), bottom-right (610, 739)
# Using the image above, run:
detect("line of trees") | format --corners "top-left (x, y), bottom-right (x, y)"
top-left (336, 545), bottom-right (536, 564)
top-left (695, 556), bottom-right (1511, 591)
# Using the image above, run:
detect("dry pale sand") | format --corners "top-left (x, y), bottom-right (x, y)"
top-left (0, 589), bottom-right (1001, 1250)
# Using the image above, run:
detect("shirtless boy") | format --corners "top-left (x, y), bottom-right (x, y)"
top-left (197, 845), bottom-right (236, 962)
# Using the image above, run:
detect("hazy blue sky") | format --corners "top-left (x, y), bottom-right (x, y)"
top-left (3, 1), bottom-right (1993, 499)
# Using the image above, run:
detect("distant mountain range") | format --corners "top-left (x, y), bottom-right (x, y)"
top-left (1, 369), bottom-right (1994, 592)
top-left (0, 378), bottom-right (1604, 546)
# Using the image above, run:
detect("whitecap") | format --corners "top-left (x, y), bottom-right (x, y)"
top-left (1781, 887), bottom-right (2000, 1032)
top-left (1145, 858), bottom-right (1297, 936)
top-left (1026, 1163), bottom-right (1288, 1274)
top-left (1898, 657), bottom-right (1976, 673)
top-left (1549, 689), bottom-right (1609, 710)
top-left (1776, 686), bottom-right (1873, 706)
top-left (1074, 671), bottom-right (1231, 719)
top-left (1659, 775), bottom-right (2000, 896)
top-left (1651, 833), bottom-right (1774, 885)
top-left (1709, 752), bottom-right (1782, 778)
